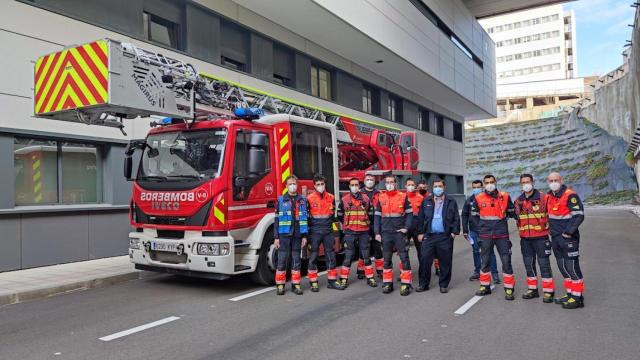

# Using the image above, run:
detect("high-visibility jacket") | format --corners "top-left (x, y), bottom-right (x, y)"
top-left (407, 191), bottom-right (424, 232)
top-left (472, 190), bottom-right (515, 239)
top-left (362, 188), bottom-right (379, 233)
top-left (514, 189), bottom-right (549, 238)
top-left (307, 191), bottom-right (335, 233)
top-left (547, 185), bottom-right (584, 239)
top-left (374, 190), bottom-right (413, 234)
top-left (339, 192), bottom-right (371, 233)
top-left (275, 194), bottom-right (308, 237)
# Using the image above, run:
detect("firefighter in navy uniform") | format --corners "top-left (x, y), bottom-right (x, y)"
top-left (514, 174), bottom-right (555, 303)
top-left (274, 175), bottom-right (308, 296)
top-left (547, 172), bottom-right (585, 309)
top-left (338, 178), bottom-right (378, 288)
top-left (374, 175), bottom-right (414, 296)
top-left (362, 174), bottom-right (384, 278)
top-left (307, 174), bottom-right (344, 292)
top-left (473, 174), bottom-right (517, 300)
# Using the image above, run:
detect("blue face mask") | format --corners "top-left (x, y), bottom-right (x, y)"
top-left (433, 187), bottom-right (444, 197)
top-left (472, 188), bottom-right (482, 195)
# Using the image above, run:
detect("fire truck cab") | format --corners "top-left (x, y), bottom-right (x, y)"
top-left (127, 114), bottom-right (338, 285)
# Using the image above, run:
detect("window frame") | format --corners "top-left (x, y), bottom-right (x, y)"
top-left (311, 64), bottom-right (333, 101)
top-left (143, 11), bottom-right (182, 50)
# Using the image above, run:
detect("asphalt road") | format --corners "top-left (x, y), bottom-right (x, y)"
top-left (1, 208), bottom-right (639, 360)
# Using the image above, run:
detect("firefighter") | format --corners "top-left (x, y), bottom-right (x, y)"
top-left (307, 174), bottom-right (344, 291)
top-left (473, 174), bottom-right (517, 300)
top-left (274, 175), bottom-right (308, 296)
top-left (374, 175), bottom-right (414, 296)
top-left (418, 180), bottom-right (441, 276)
top-left (514, 174), bottom-right (555, 303)
top-left (402, 178), bottom-right (424, 277)
top-left (338, 178), bottom-right (377, 288)
top-left (416, 178), bottom-right (460, 293)
top-left (547, 172), bottom-right (585, 309)
top-left (462, 180), bottom-right (500, 283)
top-left (362, 174), bottom-right (384, 278)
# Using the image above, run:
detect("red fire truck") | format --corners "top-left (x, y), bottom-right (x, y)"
top-left (33, 39), bottom-right (419, 285)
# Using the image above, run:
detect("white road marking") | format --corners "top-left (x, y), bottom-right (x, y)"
top-left (99, 316), bottom-right (180, 342)
top-left (453, 285), bottom-right (496, 315)
top-left (228, 271), bottom-right (328, 301)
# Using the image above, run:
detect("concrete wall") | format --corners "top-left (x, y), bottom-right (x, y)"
top-left (465, 112), bottom-right (638, 204)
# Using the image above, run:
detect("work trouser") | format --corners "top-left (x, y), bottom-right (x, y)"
top-left (470, 231), bottom-right (498, 275)
top-left (341, 232), bottom-right (373, 280)
top-left (308, 231), bottom-right (338, 283)
top-left (551, 234), bottom-right (584, 298)
top-left (275, 235), bottom-right (302, 286)
top-left (381, 232), bottom-right (411, 286)
top-left (479, 237), bottom-right (514, 289)
top-left (521, 236), bottom-right (554, 294)
top-left (419, 233), bottom-right (453, 289)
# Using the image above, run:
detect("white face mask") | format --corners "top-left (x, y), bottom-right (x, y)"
top-left (406, 185), bottom-right (415, 192)
top-left (548, 181), bottom-right (561, 192)
top-left (364, 180), bottom-right (375, 189)
top-left (287, 184), bottom-right (297, 194)
top-left (522, 183), bottom-right (533, 193)
top-left (350, 186), bottom-right (359, 194)
top-left (315, 185), bottom-right (325, 194)
top-left (485, 183), bottom-right (496, 192)
top-left (385, 183), bottom-right (395, 191)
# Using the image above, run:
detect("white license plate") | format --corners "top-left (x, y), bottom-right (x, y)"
top-left (151, 241), bottom-right (178, 253)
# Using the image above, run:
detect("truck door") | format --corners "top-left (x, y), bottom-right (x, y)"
top-left (400, 132), bottom-right (419, 170)
top-left (227, 128), bottom-right (276, 229)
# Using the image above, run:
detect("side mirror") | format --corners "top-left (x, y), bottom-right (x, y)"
top-left (124, 155), bottom-right (134, 180)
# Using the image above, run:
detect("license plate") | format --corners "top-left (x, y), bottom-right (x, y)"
top-left (151, 241), bottom-right (178, 253)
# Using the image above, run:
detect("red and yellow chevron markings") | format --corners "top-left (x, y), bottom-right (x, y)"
top-left (278, 128), bottom-right (292, 195)
top-left (213, 193), bottom-right (225, 225)
top-left (34, 40), bottom-right (109, 115)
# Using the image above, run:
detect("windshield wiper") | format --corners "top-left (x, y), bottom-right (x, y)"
top-left (166, 175), bottom-right (204, 180)
top-left (140, 175), bottom-right (167, 181)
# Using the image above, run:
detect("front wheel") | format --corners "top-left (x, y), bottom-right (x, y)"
top-left (250, 230), bottom-right (276, 286)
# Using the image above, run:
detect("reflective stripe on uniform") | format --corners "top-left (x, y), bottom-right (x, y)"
top-left (479, 216), bottom-right (502, 220)
top-left (381, 214), bottom-right (403, 218)
top-left (549, 214), bottom-right (572, 219)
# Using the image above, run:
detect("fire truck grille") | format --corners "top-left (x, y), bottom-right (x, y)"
top-left (150, 251), bottom-right (188, 264)
top-left (148, 216), bottom-right (186, 226)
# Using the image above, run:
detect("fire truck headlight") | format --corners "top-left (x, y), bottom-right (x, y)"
top-left (197, 243), bottom-right (230, 256)
top-left (129, 237), bottom-right (141, 250)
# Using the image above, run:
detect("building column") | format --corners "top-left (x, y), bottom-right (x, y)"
top-left (526, 97), bottom-right (534, 109)
top-left (554, 96), bottom-right (560, 104)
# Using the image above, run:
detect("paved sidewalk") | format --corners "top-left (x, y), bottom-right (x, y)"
top-left (0, 256), bottom-right (144, 306)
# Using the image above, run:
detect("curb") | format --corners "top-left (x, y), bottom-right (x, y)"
top-left (0, 271), bottom-right (145, 307)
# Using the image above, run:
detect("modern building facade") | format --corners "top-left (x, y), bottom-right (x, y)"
top-left (480, 4), bottom-right (577, 84)
top-left (1, 0), bottom-right (552, 271)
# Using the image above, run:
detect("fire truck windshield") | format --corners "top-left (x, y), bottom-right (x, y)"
top-left (139, 129), bottom-right (226, 181)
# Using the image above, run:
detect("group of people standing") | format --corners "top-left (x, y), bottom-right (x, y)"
top-left (273, 171), bottom-right (585, 310)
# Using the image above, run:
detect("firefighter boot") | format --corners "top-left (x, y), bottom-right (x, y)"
top-left (505, 288), bottom-right (515, 301)
top-left (310, 281), bottom-right (320, 293)
top-left (543, 292), bottom-right (555, 303)
top-left (276, 284), bottom-right (285, 296)
top-left (475, 285), bottom-right (492, 296)
top-left (367, 278), bottom-right (378, 287)
top-left (400, 284), bottom-right (412, 296)
top-left (554, 294), bottom-right (571, 304)
top-left (340, 278), bottom-right (349, 288)
top-left (382, 284), bottom-right (394, 294)
top-left (327, 280), bottom-right (345, 290)
top-left (562, 296), bottom-right (585, 309)
top-left (292, 284), bottom-right (303, 295)
top-left (522, 289), bottom-right (539, 300)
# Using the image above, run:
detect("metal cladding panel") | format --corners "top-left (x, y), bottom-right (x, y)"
top-left (34, 39), bottom-right (109, 116)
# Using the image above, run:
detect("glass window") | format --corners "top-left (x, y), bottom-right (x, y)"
top-left (61, 142), bottom-right (100, 204)
top-left (436, 114), bottom-right (444, 136)
top-left (220, 20), bottom-right (249, 72)
top-left (311, 65), bottom-right (332, 100)
top-left (453, 122), bottom-right (462, 142)
top-left (388, 97), bottom-right (397, 122)
top-left (273, 44), bottom-right (294, 86)
top-left (14, 138), bottom-right (58, 205)
top-left (290, 123), bottom-right (334, 193)
top-left (362, 87), bottom-right (373, 114)
top-left (143, 12), bottom-right (180, 49)
top-left (232, 130), bottom-right (270, 201)
top-left (140, 129), bottom-right (226, 180)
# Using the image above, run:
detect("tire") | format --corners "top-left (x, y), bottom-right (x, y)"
top-left (250, 229), bottom-right (276, 286)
